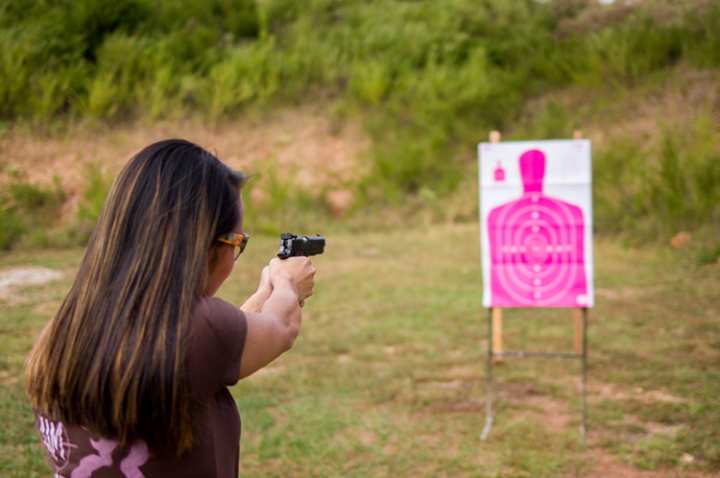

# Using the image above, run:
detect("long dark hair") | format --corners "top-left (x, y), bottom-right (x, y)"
top-left (26, 139), bottom-right (244, 454)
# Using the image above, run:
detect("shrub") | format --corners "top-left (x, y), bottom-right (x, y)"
top-left (77, 164), bottom-right (111, 224)
top-left (593, 117), bottom-right (720, 241)
top-left (241, 161), bottom-right (326, 236)
top-left (0, 205), bottom-right (25, 250)
top-left (0, 175), bottom-right (66, 249)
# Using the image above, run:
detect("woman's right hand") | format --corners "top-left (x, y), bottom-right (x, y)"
top-left (241, 258), bottom-right (315, 378)
top-left (268, 257), bottom-right (316, 302)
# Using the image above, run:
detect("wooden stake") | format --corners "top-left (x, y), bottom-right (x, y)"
top-left (492, 307), bottom-right (504, 361)
top-left (573, 308), bottom-right (583, 354)
top-left (489, 130), bottom-right (504, 362)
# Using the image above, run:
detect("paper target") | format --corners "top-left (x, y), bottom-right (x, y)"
top-left (479, 141), bottom-right (594, 308)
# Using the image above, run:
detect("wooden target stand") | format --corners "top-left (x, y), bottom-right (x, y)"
top-left (480, 130), bottom-right (590, 443)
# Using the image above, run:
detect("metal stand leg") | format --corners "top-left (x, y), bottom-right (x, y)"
top-left (479, 307), bottom-right (589, 443)
top-left (580, 308), bottom-right (588, 444)
top-left (481, 308), bottom-right (494, 441)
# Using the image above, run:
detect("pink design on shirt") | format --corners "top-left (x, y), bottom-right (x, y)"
top-left (36, 415), bottom-right (150, 478)
top-left (71, 438), bottom-right (115, 478)
top-left (487, 149), bottom-right (588, 307)
top-left (37, 416), bottom-right (74, 469)
top-left (119, 441), bottom-right (150, 478)
top-left (70, 437), bottom-right (150, 478)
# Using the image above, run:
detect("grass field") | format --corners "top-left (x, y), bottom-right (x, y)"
top-left (1, 224), bottom-right (718, 477)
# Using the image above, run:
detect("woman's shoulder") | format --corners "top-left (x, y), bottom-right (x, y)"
top-left (191, 296), bottom-right (246, 354)
top-left (188, 296), bottom-right (247, 391)
top-left (195, 295), bottom-right (242, 318)
top-left (194, 296), bottom-right (246, 335)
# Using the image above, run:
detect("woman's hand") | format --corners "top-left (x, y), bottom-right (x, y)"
top-left (239, 257), bottom-right (316, 378)
top-left (269, 257), bottom-right (316, 302)
top-left (258, 265), bottom-right (272, 293)
top-left (239, 266), bottom-right (273, 314)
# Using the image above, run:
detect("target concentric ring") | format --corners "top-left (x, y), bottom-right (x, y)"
top-left (492, 194), bottom-right (581, 305)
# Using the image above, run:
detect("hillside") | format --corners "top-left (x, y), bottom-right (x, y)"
top-left (0, 0), bottom-right (718, 256)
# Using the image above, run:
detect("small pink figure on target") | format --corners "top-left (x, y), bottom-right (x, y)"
top-left (493, 161), bottom-right (506, 182)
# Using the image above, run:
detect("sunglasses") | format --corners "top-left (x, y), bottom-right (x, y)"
top-left (216, 232), bottom-right (250, 260)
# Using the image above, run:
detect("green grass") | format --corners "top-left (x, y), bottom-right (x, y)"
top-left (1, 224), bottom-right (718, 476)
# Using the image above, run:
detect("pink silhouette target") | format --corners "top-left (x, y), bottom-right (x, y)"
top-left (487, 149), bottom-right (589, 307)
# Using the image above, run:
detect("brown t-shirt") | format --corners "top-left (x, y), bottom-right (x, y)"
top-left (34, 296), bottom-right (248, 478)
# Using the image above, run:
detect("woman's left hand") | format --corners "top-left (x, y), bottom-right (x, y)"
top-left (240, 265), bottom-right (273, 314)
top-left (258, 265), bottom-right (272, 293)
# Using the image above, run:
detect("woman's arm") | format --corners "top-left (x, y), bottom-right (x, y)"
top-left (238, 258), bottom-right (315, 379)
top-left (240, 267), bottom-right (272, 314)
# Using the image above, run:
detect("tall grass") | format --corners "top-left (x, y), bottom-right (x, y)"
top-left (593, 116), bottom-right (720, 250)
top-left (0, 173), bottom-right (66, 249)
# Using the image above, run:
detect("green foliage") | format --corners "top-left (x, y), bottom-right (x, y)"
top-left (697, 241), bottom-right (720, 265)
top-left (684, 3), bottom-right (720, 67)
top-left (203, 39), bottom-right (282, 119)
top-left (0, 0), bottom-right (259, 120)
top-left (575, 21), bottom-right (683, 85)
top-left (0, 175), bottom-right (66, 250)
top-left (241, 162), bottom-right (327, 236)
top-left (75, 164), bottom-right (112, 242)
top-left (0, 164), bottom-right (115, 250)
top-left (2, 0), bottom-right (719, 179)
top-left (513, 101), bottom-right (575, 140)
top-left (594, 117), bottom-right (720, 241)
top-left (0, 206), bottom-right (24, 251)
top-left (361, 132), bottom-right (463, 201)
top-left (680, 401), bottom-right (720, 467)
top-left (76, 166), bottom-right (109, 222)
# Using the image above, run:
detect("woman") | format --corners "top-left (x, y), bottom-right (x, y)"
top-left (26, 139), bottom-right (316, 477)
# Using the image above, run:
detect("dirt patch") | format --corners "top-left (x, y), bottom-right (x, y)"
top-left (356, 429), bottom-right (377, 446)
top-left (413, 364), bottom-right (483, 384)
top-left (576, 381), bottom-right (713, 478)
top-left (557, 0), bottom-right (716, 36)
top-left (383, 346), bottom-right (398, 356)
top-left (581, 448), bottom-right (669, 478)
top-left (578, 445), bottom-right (716, 478)
top-left (497, 382), bottom-right (576, 432)
top-left (523, 393), bottom-right (574, 432)
top-left (423, 399), bottom-right (485, 414)
top-left (414, 375), bottom-right (706, 477)
top-left (0, 370), bottom-right (20, 386)
top-left (592, 382), bottom-right (686, 405)
top-left (595, 286), bottom-right (665, 301)
top-left (0, 105), bottom-right (369, 217)
top-left (0, 267), bottom-right (62, 300)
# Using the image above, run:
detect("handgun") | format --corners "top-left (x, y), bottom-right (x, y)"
top-left (277, 233), bottom-right (326, 259)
